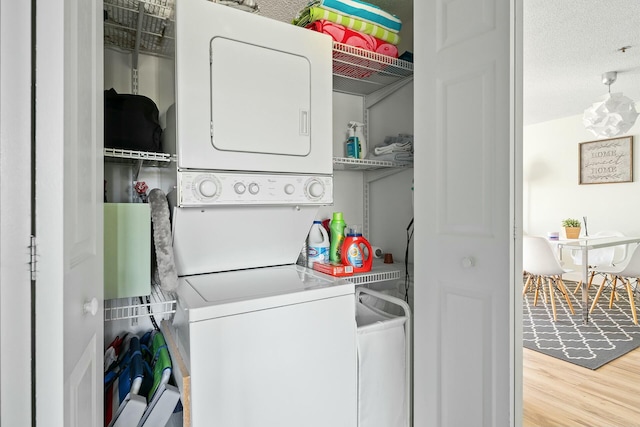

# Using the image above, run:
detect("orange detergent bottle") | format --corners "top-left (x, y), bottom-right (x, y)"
top-left (340, 225), bottom-right (373, 273)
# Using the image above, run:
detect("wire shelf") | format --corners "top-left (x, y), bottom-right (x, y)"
top-left (332, 42), bottom-right (413, 95)
top-left (333, 157), bottom-right (412, 170)
top-left (346, 263), bottom-right (402, 286)
top-left (104, 148), bottom-right (175, 166)
top-left (104, 284), bottom-right (176, 321)
top-left (104, 0), bottom-right (175, 58)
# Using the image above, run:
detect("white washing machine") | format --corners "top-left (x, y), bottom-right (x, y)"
top-left (172, 265), bottom-right (357, 427)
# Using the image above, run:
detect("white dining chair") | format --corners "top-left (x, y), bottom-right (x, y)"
top-left (571, 230), bottom-right (626, 294)
top-left (523, 236), bottom-right (575, 321)
top-left (589, 243), bottom-right (640, 324)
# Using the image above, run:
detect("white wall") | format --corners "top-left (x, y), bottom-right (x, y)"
top-left (368, 83), bottom-right (414, 263)
top-left (524, 111), bottom-right (640, 238)
top-left (320, 88), bottom-right (414, 264)
top-left (104, 49), bottom-right (175, 125)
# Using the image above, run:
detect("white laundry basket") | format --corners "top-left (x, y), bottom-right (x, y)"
top-left (355, 288), bottom-right (412, 427)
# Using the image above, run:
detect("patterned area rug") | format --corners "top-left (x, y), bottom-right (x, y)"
top-left (523, 281), bottom-right (640, 369)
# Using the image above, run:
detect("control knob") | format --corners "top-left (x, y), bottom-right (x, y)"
top-left (192, 175), bottom-right (220, 200)
top-left (198, 179), bottom-right (218, 198)
top-left (248, 183), bottom-right (260, 195)
top-left (305, 179), bottom-right (325, 200)
top-left (234, 182), bottom-right (246, 194)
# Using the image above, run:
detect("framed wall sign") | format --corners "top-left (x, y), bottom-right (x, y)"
top-left (579, 136), bottom-right (633, 184)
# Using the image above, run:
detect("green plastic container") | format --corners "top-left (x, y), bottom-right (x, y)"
top-left (104, 203), bottom-right (151, 299)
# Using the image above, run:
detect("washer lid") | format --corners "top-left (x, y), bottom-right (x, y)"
top-left (177, 265), bottom-right (354, 321)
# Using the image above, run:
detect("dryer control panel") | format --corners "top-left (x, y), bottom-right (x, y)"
top-left (177, 171), bottom-right (333, 206)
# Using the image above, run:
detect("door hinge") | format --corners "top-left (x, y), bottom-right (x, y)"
top-left (210, 121), bottom-right (214, 138)
top-left (29, 235), bottom-right (37, 281)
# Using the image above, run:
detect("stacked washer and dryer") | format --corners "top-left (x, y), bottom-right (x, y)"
top-left (166, 1), bottom-right (358, 426)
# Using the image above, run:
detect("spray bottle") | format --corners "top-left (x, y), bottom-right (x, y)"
top-left (348, 121), bottom-right (367, 159)
top-left (345, 125), bottom-right (360, 159)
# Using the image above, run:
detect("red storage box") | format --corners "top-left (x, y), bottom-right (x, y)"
top-left (313, 262), bottom-right (354, 277)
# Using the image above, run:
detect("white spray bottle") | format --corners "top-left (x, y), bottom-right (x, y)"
top-left (349, 121), bottom-right (367, 159)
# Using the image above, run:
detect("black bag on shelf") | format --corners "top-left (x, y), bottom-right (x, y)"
top-left (104, 88), bottom-right (162, 152)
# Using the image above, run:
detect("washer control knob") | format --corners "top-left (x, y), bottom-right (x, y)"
top-left (198, 179), bottom-right (218, 198)
top-left (306, 179), bottom-right (325, 199)
top-left (248, 183), bottom-right (260, 195)
top-left (284, 184), bottom-right (295, 195)
top-left (234, 182), bottom-right (246, 194)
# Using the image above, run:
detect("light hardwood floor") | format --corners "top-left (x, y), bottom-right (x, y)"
top-left (523, 345), bottom-right (640, 426)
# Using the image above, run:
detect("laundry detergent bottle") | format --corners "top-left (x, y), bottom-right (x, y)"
top-left (307, 220), bottom-right (330, 268)
top-left (329, 212), bottom-right (346, 263)
top-left (341, 225), bottom-right (373, 273)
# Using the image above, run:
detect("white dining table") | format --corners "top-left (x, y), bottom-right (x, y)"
top-left (558, 236), bottom-right (640, 324)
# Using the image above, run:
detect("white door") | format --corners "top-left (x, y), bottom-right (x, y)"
top-left (0, 1), bottom-right (33, 425)
top-left (413, 0), bottom-right (521, 426)
top-left (34, 0), bottom-right (104, 426)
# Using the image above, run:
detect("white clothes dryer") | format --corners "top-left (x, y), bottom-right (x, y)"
top-left (169, 0), bottom-right (333, 175)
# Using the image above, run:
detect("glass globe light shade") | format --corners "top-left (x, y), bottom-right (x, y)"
top-left (583, 92), bottom-right (639, 138)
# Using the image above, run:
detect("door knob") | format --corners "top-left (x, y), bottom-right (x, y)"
top-left (83, 297), bottom-right (98, 316)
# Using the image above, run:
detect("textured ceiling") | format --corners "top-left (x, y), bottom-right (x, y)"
top-left (257, 0), bottom-right (307, 23)
top-left (524, 0), bottom-right (640, 125)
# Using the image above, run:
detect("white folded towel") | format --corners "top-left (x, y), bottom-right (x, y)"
top-left (367, 151), bottom-right (413, 163)
top-left (373, 134), bottom-right (414, 155)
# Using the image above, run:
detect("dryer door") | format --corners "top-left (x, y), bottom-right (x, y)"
top-left (210, 37), bottom-right (311, 157)
top-left (174, 0), bottom-right (332, 175)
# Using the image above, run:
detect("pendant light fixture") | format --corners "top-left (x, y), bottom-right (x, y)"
top-left (583, 71), bottom-right (639, 138)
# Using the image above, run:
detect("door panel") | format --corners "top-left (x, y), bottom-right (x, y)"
top-left (35, 0), bottom-right (103, 425)
top-left (437, 0), bottom-right (496, 47)
top-left (413, 0), bottom-right (519, 425)
top-left (68, 336), bottom-right (99, 426)
top-left (439, 66), bottom-right (496, 235)
top-left (211, 38), bottom-right (311, 156)
top-left (440, 288), bottom-right (493, 425)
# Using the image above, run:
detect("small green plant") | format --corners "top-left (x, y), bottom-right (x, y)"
top-left (561, 218), bottom-right (581, 227)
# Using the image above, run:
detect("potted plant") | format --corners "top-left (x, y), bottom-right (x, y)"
top-left (562, 218), bottom-right (581, 239)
